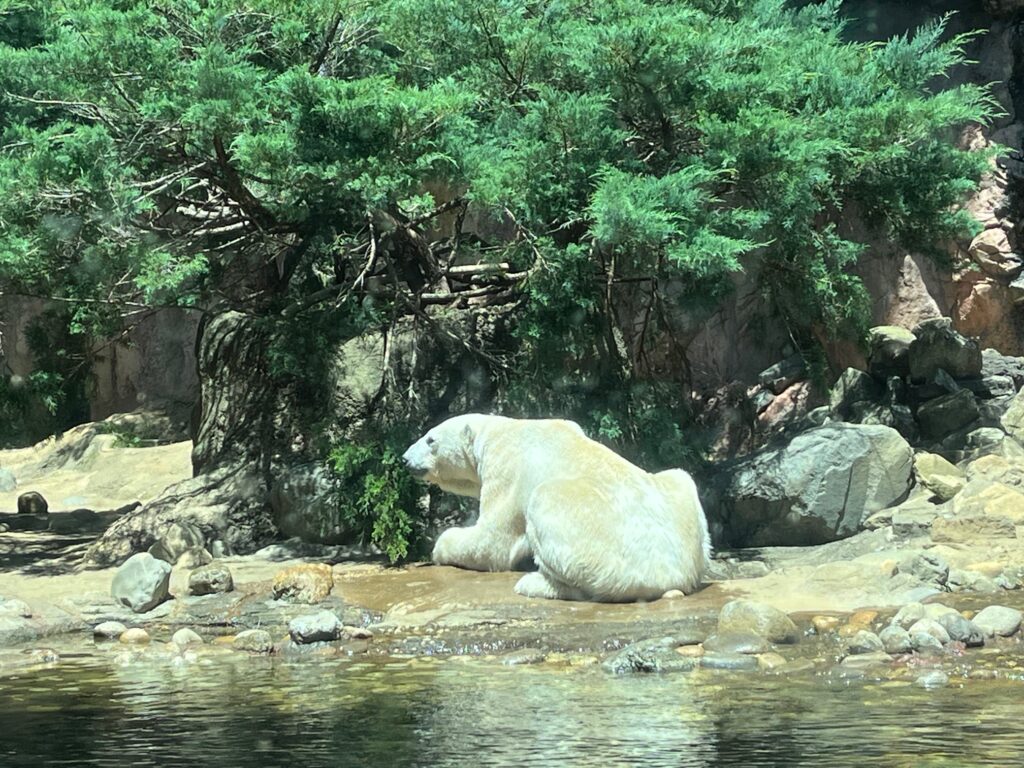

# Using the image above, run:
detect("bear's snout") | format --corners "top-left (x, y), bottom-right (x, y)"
top-left (401, 444), bottom-right (429, 478)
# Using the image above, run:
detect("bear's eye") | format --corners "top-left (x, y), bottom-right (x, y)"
top-left (426, 436), bottom-right (436, 447)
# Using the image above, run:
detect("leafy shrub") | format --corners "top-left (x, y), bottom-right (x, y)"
top-left (326, 440), bottom-right (422, 563)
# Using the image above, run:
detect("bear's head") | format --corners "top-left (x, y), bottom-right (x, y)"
top-left (401, 414), bottom-right (489, 498)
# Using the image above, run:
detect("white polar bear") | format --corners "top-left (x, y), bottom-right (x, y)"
top-left (401, 414), bottom-right (711, 602)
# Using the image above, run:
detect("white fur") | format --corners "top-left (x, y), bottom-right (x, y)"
top-left (402, 414), bottom-right (711, 602)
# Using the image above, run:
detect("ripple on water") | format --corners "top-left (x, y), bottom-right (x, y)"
top-left (0, 651), bottom-right (1022, 767)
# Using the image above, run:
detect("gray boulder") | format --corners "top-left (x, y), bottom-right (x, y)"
top-left (712, 424), bottom-right (913, 547)
top-left (908, 618), bottom-right (950, 645)
top-left (829, 369), bottom-right (880, 419)
top-left (234, 629), bottom-right (274, 654)
top-left (846, 630), bottom-right (884, 655)
top-left (934, 612), bottom-right (985, 647)
top-left (917, 390), bottom-right (980, 441)
top-left (879, 625), bottom-right (913, 654)
top-left (981, 348), bottom-right (1024, 389)
top-left (758, 354), bottom-right (807, 395)
top-left (289, 610), bottom-right (344, 644)
top-left (972, 605), bottom-right (1022, 636)
top-left (187, 562), bottom-right (234, 596)
top-left (717, 599), bottom-right (799, 644)
top-left (908, 318), bottom-right (982, 381)
top-left (867, 326), bottom-right (915, 379)
top-left (110, 553), bottom-right (172, 613)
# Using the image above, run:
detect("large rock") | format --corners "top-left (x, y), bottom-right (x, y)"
top-left (1001, 388), bottom-right (1024, 443)
top-left (908, 318), bottom-right (982, 381)
top-left (931, 514), bottom-right (1016, 544)
top-left (952, 478), bottom-right (1024, 523)
top-left (968, 228), bottom-right (1022, 278)
top-left (717, 599), bottom-right (799, 644)
top-left (269, 464), bottom-right (352, 544)
top-left (110, 553), bottom-right (172, 613)
top-left (867, 326), bottom-right (915, 379)
top-left (972, 605), bottom-right (1022, 636)
top-left (982, 349), bottom-right (1024, 389)
top-left (711, 424), bottom-right (913, 547)
top-left (829, 369), bottom-right (880, 419)
top-left (757, 354), bottom-right (806, 395)
top-left (916, 389), bottom-right (980, 441)
top-left (148, 521), bottom-right (205, 564)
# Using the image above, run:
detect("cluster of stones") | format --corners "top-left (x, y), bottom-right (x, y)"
top-left (101, 559), bottom-right (371, 656)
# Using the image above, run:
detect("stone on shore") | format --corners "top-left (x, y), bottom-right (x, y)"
top-left (110, 552), bottom-right (172, 613)
top-left (119, 627), bottom-right (150, 644)
top-left (234, 629), bottom-right (274, 654)
top-left (718, 600), bottom-right (799, 644)
top-left (879, 625), bottom-right (913, 654)
top-left (93, 621), bottom-right (127, 640)
top-left (289, 610), bottom-right (344, 644)
top-left (17, 491), bottom-right (48, 515)
top-left (188, 562), bottom-right (234, 596)
top-left (908, 618), bottom-right (951, 645)
top-left (272, 563), bottom-right (334, 604)
top-left (972, 605), bottom-right (1023, 637)
top-left (171, 628), bottom-right (204, 647)
top-left (845, 630), bottom-right (884, 655)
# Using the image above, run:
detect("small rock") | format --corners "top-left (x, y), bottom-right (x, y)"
top-left (846, 630), bottom-right (884, 655)
top-left (661, 589), bottom-right (685, 600)
top-left (909, 617), bottom-right (951, 644)
top-left (840, 651), bottom-right (892, 669)
top-left (119, 628), bottom-right (151, 644)
top-left (700, 652), bottom-right (759, 671)
top-left (343, 626), bottom-right (373, 640)
top-left (923, 604), bottom-right (961, 622)
top-left (879, 625), bottom-right (913, 654)
top-left (917, 390), bottom-right (980, 441)
top-left (758, 354), bottom-right (807, 395)
top-left (500, 649), bottom-right (546, 666)
top-left (289, 610), bottom-right (343, 644)
top-left (675, 644), bottom-right (705, 658)
top-left (717, 599), bottom-right (799, 644)
top-left (110, 552), bottom-right (172, 613)
top-left (703, 631), bottom-right (770, 655)
top-left (933, 613), bottom-right (985, 647)
top-left (188, 562), bottom-right (234, 596)
top-left (149, 522), bottom-right (205, 564)
top-left (829, 368), bottom-right (880, 418)
top-left (756, 652), bottom-right (788, 671)
top-left (910, 631), bottom-right (945, 653)
top-left (892, 603), bottom-right (927, 629)
top-left (972, 605), bottom-right (1023, 636)
top-left (812, 615), bottom-right (842, 634)
top-left (0, 597), bottom-right (32, 618)
top-left (946, 569), bottom-right (1001, 594)
top-left (602, 638), bottom-right (700, 674)
top-left (171, 628), bottom-right (204, 647)
top-left (272, 563), bottom-right (334, 604)
top-left (93, 621), bottom-right (127, 640)
top-left (176, 546), bottom-right (213, 570)
top-left (915, 670), bottom-right (950, 689)
top-left (838, 610), bottom-right (879, 637)
top-left (913, 453), bottom-right (965, 502)
top-left (234, 629), bottom-right (274, 654)
top-left (16, 491), bottom-right (48, 515)
top-left (210, 540), bottom-right (231, 559)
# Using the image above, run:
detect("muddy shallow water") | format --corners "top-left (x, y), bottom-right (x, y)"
top-left (1, 644), bottom-right (1022, 768)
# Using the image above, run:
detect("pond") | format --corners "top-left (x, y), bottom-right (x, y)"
top-left (0, 646), bottom-right (1021, 767)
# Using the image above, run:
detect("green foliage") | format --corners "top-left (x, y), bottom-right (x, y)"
top-left (0, 0), bottom-right (997, 464)
top-left (327, 440), bottom-right (422, 563)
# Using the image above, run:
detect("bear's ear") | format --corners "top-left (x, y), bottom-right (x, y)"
top-left (461, 422), bottom-right (474, 442)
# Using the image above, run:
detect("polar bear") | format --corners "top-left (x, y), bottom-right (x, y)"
top-left (401, 414), bottom-right (711, 602)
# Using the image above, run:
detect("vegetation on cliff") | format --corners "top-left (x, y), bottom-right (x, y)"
top-left (0, 1), bottom-right (999, 550)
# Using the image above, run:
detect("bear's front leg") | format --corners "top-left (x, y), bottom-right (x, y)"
top-left (432, 524), bottom-right (529, 572)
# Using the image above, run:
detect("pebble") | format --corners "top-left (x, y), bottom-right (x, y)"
top-left (661, 589), bottom-right (685, 599)
top-left (838, 610), bottom-right (879, 638)
top-left (675, 644), bottom-right (705, 658)
top-left (915, 670), bottom-right (950, 689)
top-left (910, 631), bottom-right (945, 653)
top-left (879, 625), bottom-right (913, 654)
top-left (908, 618), bottom-right (951, 645)
top-left (93, 621), bottom-right (127, 640)
top-left (289, 610), bottom-right (343, 644)
top-left (171, 628), bottom-right (204, 647)
top-left (891, 602), bottom-right (927, 629)
top-left (234, 629), bottom-right (274, 654)
top-left (343, 626), bottom-right (374, 640)
top-left (846, 630), bottom-right (884, 655)
top-left (119, 628), bottom-right (151, 644)
top-left (812, 615), bottom-right (841, 634)
top-left (756, 652), bottom-right (788, 671)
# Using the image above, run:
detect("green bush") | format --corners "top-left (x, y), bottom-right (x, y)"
top-left (326, 440), bottom-right (422, 563)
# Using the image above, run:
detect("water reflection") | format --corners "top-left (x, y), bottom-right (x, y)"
top-left (0, 650), bottom-right (1022, 767)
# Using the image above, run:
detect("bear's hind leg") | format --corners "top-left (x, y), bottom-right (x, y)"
top-left (433, 524), bottom-right (530, 572)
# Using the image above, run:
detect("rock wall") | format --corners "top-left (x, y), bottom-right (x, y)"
top-left (0, 296), bottom-right (200, 423)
